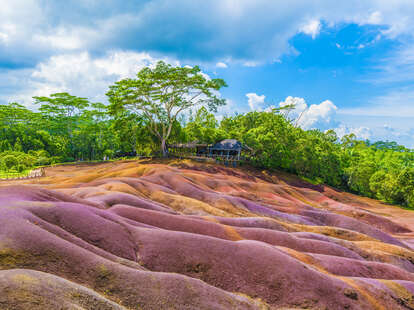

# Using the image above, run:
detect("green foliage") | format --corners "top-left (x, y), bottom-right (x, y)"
top-left (0, 151), bottom-right (40, 172)
top-left (16, 164), bottom-right (25, 173)
top-left (103, 149), bottom-right (114, 159)
top-left (2, 155), bottom-right (18, 171)
top-left (14, 137), bottom-right (23, 152)
top-left (185, 107), bottom-right (227, 143)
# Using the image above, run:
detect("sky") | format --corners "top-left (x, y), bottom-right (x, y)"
top-left (1, 0), bottom-right (414, 147)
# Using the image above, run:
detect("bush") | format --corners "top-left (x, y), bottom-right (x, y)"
top-left (16, 164), bottom-right (25, 173)
top-left (1, 155), bottom-right (18, 171)
top-left (35, 156), bottom-right (52, 166)
top-left (50, 156), bottom-right (63, 164)
top-left (17, 154), bottom-right (36, 168)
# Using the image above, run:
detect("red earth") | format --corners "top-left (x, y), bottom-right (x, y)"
top-left (1, 159), bottom-right (414, 309)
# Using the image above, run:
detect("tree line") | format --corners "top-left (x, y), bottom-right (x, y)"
top-left (0, 61), bottom-right (413, 208)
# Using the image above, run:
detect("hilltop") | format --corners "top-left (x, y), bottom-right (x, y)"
top-left (0, 159), bottom-right (414, 309)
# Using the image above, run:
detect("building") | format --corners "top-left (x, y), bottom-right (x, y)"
top-left (210, 139), bottom-right (248, 160)
top-left (168, 139), bottom-right (252, 165)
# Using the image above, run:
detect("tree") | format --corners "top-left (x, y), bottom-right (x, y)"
top-left (185, 107), bottom-right (227, 144)
top-left (106, 61), bottom-right (227, 156)
top-left (14, 137), bottom-right (23, 152)
top-left (33, 93), bottom-right (90, 159)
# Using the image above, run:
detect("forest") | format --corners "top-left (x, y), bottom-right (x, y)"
top-left (0, 62), bottom-right (413, 209)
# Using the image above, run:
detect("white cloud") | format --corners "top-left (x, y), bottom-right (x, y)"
top-left (279, 96), bottom-right (338, 130)
top-left (299, 100), bottom-right (338, 130)
top-left (279, 96), bottom-right (307, 118)
top-left (33, 27), bottom-right (86, 50)
top-left (367, 11), bottom-right (383, 24)
top-left (0, 1), bottom-right (43, 49)
top-left (246, 93), bottom-right (266, 111)
top-left (216, 62), bottom-right (228, 68)
top-left (2, 0), bottom-right (414, 69)
top-left (2, 1), bottom-right (414, 69)
top-left (4, 51), bottom-right (178, 106)
top-left (334, 124), bottom-right (372, 140)
top-left (300, 20), bottom-right (321, 39)
top-left (216, 98), bottom-right (242, 121)
top-left (0, 32), bottom-right (9, 44)
top-left (243, 61), bottom-right (260, 67)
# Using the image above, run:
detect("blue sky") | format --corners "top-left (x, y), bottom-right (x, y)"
top-left (1, 0), bottom-right (414, 147)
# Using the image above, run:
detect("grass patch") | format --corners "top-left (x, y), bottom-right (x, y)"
top-left (0, 170), bottom-right (31, 179)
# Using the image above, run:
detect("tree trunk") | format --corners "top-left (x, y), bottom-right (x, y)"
top-left (161, 139), bottom-right (168, 158)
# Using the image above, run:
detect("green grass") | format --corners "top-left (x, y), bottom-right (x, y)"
top-left (300, 176), bottom-right (324, 185)
top-left (0, 170), bottom-right (31, 179)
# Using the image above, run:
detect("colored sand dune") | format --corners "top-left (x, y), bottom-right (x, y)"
top-left (1, 159), bottom-right (414, 309)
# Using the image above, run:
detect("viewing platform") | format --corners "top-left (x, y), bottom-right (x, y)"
top-left (168, 139), bottom-right (253, 166)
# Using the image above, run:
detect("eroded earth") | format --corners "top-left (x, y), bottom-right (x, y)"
top-left (1, 160), bottom-right (414, 309)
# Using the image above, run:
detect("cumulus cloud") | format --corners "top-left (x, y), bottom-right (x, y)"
top-left (299, 100), bottom-right (338, 129)
top-left (300, 20), bottom-right (321, 39)
top-left (3, 51), bottom-right (178, 106)
top-left (279, 96), bottom-right (338, 130)
top-left (279, 96), bottom-right (307, 118)
top-left (334, 124), bottom-right (372, 140)
top-left (246, 93), bottom-right (266, 111)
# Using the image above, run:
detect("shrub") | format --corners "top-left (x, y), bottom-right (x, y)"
top-left (16, 164), bottom-right (25, 173)
top-left (17, 154), bottom-right (36, 168)
top-left (1, 155), bottom-right (18, 171)
top-left (50, 156), bottom-right (63, 164)
top-left (35, 156), bottom-right (52, 166)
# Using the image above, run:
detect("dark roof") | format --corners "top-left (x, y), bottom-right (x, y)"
top-left (211, 139), bottom-right (244, 151)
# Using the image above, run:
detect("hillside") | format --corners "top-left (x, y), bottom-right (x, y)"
top-left (1, 160), bottom-right (414, 309)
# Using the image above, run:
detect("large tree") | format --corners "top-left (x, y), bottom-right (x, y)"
top-left (33, 93), bottom-right (90, 159)
top-left (106, 61), bottom-right (227, 156)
